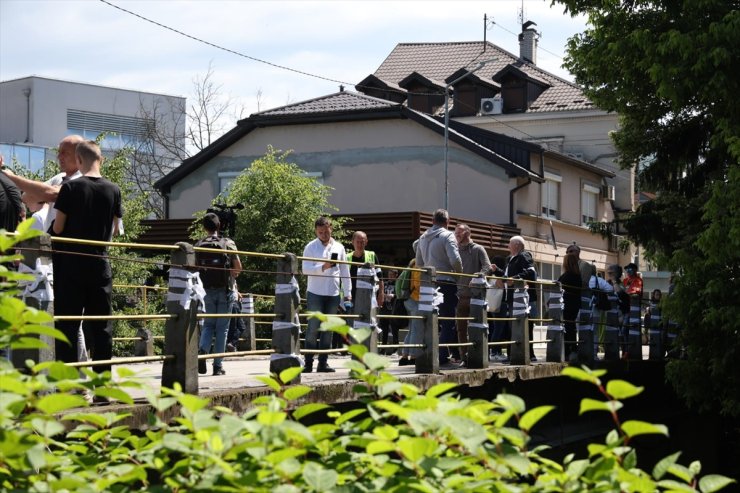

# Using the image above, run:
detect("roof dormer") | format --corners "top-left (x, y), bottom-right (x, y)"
top-left (355, 74), bottom-right (407, 104)
top-left (491, 65), bottom-right (551, 113)
top-left (445, 68), bottom-right (500, 117)
top-left (398, 71), bottom-right (446, 114)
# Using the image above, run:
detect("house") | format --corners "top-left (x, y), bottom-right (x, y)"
top-left (154, 89), bottom-right (618, 277)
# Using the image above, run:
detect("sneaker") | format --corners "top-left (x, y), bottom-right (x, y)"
top-left (490, 353), bottom-right (509, 363)
top-left (198, 351), bottom-right (207, 375)
top-left (226, 343), bottom-right (236, 352)
top-left (302, 365), bottom-right (313, 373)
top-left (316, 364), bottom-right (336, 373)
top-left (213, 367), bottom-right (226, 376)
top-left (398, 357), bottom-right (413, 366)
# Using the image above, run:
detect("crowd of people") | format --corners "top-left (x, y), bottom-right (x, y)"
top-left (1, 142), bottom-right (675, 376)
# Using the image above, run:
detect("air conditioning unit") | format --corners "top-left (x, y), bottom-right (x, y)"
top-left (609, 234), bottom-right (623, 253)
top-left (480, 95), bottom-right (503, 115)
top-left (600, 184), bottom-right (616, 201)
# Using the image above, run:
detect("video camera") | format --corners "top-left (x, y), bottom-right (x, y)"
top-left (207, 203), bottom-right (244, 239)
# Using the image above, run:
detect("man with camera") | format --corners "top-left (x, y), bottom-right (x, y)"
top-left (301, 216), bottom-right (351, 373)
top-left (196, 212), bottom-right (242, 376)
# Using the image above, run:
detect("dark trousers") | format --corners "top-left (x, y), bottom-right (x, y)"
top-left (54, 263), bottom-right (113, 373)
top-left (437, 281), bottom-right (458, 363)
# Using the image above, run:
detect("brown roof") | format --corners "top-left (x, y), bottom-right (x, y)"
top-left (370, 41), bottom-right (594, 113)
top-left (254, 91), bottom-right (396, 117)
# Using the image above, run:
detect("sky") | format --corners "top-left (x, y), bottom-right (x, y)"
top-left (0, 0), bottom-right (588, 118)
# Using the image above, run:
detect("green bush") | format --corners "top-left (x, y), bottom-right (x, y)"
top-left (0, 231), bottom-right (735, 492)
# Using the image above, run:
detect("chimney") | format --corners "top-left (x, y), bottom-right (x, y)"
top-left (518, 20), bottom-right (539, 64)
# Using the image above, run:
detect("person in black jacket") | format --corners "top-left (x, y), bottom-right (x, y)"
top-left (0, 155), bottom-right (23, 232)
top-left (558, 253), bottom-right (582, 359)
top-left (498, 236), bottom-right (538, 360)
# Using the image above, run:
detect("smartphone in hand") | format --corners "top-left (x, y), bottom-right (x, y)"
top-left (330, 252), bottom-right (338, 266)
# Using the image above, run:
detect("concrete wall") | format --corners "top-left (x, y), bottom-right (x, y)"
top-left (167, 119), bottom-right (513, 222)
top-left (0, 78), bottom-right (29, 144)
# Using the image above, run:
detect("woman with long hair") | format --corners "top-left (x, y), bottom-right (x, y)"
top-left (558, 253), bottom-right (582, 358)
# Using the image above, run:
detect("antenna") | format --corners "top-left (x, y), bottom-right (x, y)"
top-left (518, 0), bottom-right (525, 26)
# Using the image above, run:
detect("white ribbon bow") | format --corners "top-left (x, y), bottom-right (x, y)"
top-left (17, 259), bottom-right (54, 303)
top-left (167, 268), bottom-right (206, 311)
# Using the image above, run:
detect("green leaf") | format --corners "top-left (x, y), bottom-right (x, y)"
top-left (256, 375), bottom-right (281, 392)
top-left (257, 410), bottom-right (287, 426)
top-left (373, 424), bottom-right (399, 441)
top-left (302, 462), bottom-right (338, 490)
top-left (44, 361), bottom-right (81, 381)
top-left (579, 398), bottom-right (622, 414)
top-left (36, 393), bottom-right (89, 414)
top-left (30, 417), bottom-right (66, 437)
top-left (605, 379), bottom-right (644, 400)
top-left (561, 366), bottom-right (602, 384)
top-left (653, 452), bottom-right (682, 480)
top-left (279, 367), bottom-right (303, 385)
top-left (283, 385), bottom-right (312, 401)
top-left (177, 393), bottom-right (209, 414)
top-left (367, 440), bottom-right (396, 455)
top-left (94, 387), bottom-right (134, 404)
top-left (495, 394), bottom-right (526, 414)
top-left (349, 326), bottom-right (371, 343)
top-left (398, 437), bottom-right (437, 462)
top-left (621, 420), bottom-right (669, 438)
top-left (363, 352), bottom-right (388, 371)
top-left (656, 479), bottom-right (696, 492)
top-left (519, 405), bottom-right (554, 432)
top-left (292, 403), bottom-right (330, 420)
top-left (335, 408), bottom-right (366, 425)
top-left (699, 474), bottom-right (736, 493)
top-left (425, 382), bottom-right (458, 398)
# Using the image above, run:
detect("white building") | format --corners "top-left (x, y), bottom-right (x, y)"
top-left (0, 75), bottom-right (185, 174)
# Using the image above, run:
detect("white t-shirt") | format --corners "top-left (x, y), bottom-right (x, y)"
top-left (43, 171), bottom-right (82, 232)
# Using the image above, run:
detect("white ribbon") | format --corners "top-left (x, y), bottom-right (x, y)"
top-left (241, 297), bottom-right (254, 314)
top-left (547, 325), bottom-right (564, 333)
top-left (17, 259), bottom-right (54, 303)
top-left (357, 267), bottom-right (375, 278)
top-left (356, 280), bottom-right (374, 290)
top-left (548, 291), bottom-right (564, 311)
top-left (468, 322), bottom-right (488, 330)
top-left (275, 278), bottom-right (299, 295)
top-left (470, 298), bottom-right (487, 306)
top-left (512, 289), bottom-right (530, 317)
top-left (167, 268), bottom-right (205, 311)
top-left (418, 285), bottom-right (437, 312)
top-left (272, 321), bottom-right (299, 332)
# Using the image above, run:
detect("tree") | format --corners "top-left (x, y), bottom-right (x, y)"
top-left (199, 146), bottom-right (348, 295)
top-left (132, 64), bottom-right (247, 217)
top-left (555, 0), bottom-right (740, 416)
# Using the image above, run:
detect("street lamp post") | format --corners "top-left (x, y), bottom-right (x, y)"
top-left (443, 58), bottom-right (496, 210)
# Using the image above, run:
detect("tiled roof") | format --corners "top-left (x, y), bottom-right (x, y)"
top-left (253, 91), bottom-right (398, 117)
top-left (370, 41), bottom-right (594, 113)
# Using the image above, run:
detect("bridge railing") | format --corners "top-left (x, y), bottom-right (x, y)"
top-left (11, 233), bottom-right (676, 395)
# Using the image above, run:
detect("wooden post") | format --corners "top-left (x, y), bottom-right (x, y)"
top-left (415, 267), bottom-right (439, 374)
top-left (510, 279), bottom-right (531, 365)
top-left (161, 242), bottom-right (201, 394)
top-left (466, 274), bottom-right (488, 369)
top-left (270, 253), bottom-right (301, 379)
top-left (577, 293), bottom-right (595, 365)
top-left (238, 294), bottom-right (256, 351)
top-left (603, 291), bottom-right (621, 361)
top-left (350, 263), bottom-right (378, 353)
top-left (545, 282), bottom-right (565, 363)
top-left (626, 295), bottom-right (643, 361)
top-left (12, 234), bottom-right (55, 369)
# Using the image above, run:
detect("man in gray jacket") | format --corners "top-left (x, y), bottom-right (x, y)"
top-left (454, 223), bottom-right (491, 365)
top-left (416, 209), bottom-right (462, 366)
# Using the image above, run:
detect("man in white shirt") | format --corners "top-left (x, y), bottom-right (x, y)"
top-left (301, 216), bottom-right (351, 373)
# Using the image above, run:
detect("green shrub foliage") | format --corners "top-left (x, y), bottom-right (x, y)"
top-left (0, 232), bottom-right (734, 492)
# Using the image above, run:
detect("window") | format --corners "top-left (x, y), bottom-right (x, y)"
top-left (218, 172), bottom-right (241, 195)
top-left (537, 261), bottom-right (562, 282)
top-left (541, 171), bottom-right (561, 219)
top-left (0, 143), bottom-right (50, 174)
top-left (582, 183), bottom-right (599, 225)
top-left (67, 109), bottom-right (153, 151)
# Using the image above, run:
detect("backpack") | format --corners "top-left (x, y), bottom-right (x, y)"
top-left (195, 235), bottom-right (232, 288)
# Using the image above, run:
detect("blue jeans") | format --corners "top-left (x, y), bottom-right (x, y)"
top-left (199, 287), bottom-right (235, 368)
top-left (305, 291), bottom-right (340, 366)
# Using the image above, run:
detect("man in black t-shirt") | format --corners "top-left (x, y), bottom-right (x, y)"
top-left (53, 140), bottom-right (122, 373)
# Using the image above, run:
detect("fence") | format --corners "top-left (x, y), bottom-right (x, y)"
top-left (11, 234), bottom-right (675, 395)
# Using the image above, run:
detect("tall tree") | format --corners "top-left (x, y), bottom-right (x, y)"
top-left (197, 146), bottom-right (347, 295)
top-left (554, 0), bottom-right (740, 416)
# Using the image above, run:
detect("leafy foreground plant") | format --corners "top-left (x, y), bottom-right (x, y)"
top-left (0, 224), bottom-right (735, 491)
